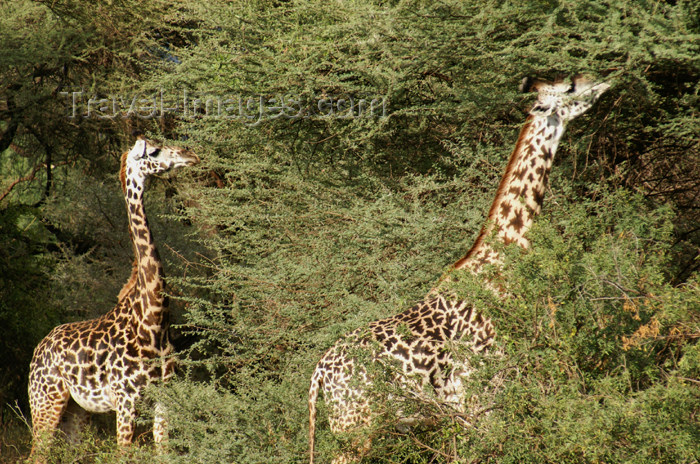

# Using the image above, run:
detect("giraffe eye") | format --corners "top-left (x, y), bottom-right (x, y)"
top-left (566, 83), bottom-right (576, 94)
top-left (149, 148), bottom-right (161, 158)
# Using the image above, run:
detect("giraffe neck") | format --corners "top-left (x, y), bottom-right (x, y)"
top-left (453, 114), bottom-right (565, 274)
top-left (124, 172), bottom-right (169, 341)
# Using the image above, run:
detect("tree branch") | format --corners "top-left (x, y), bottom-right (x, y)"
top-left (0, 163), bottom-right (46, 203)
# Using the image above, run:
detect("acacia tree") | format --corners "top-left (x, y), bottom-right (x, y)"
top-left (138, 0), bottom-right (698, 463)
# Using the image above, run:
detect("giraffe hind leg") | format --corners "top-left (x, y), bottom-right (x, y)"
top-left (115, 397), bottom-right (136, 447)
top-left (329, 410), bottom-right (373, 464)
top-left (330, 437), bottom-right (372, 464)
top-left (59, 398), bottom-right (91, 445)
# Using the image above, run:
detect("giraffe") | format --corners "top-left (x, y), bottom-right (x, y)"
top-left (308, 75), bottom-right (610, 464)
top-left (28, 136), bottom-right (199, 460)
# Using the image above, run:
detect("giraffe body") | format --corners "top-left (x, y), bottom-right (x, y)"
top-left (309, 295), bottom-right (494, 463)
top-left (309, 75), bottom-right (609, 464)
top-left (29, 295), bottom-right (171, 442)
top-left (28, 137), bottom-right (198, 458)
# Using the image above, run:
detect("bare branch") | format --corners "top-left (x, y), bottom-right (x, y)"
top-left (0, 162), bottom-right (46, 203)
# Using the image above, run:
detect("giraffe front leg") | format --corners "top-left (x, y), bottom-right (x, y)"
top-left (153, 401), bottom-right (168, 451)
top-left (115, 397), bottom-right (136, 447)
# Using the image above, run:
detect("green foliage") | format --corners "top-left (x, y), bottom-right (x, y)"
top-left (443, 191), bottom-right (700, 463)
top-left (27, 424), bottom-right (166, 464)
top-left (151, 1), bottom-right (698, 462)
top-left (0, 204), bottom-right (58, 427)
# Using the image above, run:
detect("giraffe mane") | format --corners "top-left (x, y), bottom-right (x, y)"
top-left (453, 115), bottom-right (535, 268)
top-left (119, 150), bottom-right (129, 194)
top-left (117, 259), bottom-right (139, 301)
top-left (117, 147), bottom-right (139, 300)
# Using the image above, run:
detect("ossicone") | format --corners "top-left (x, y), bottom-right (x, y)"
top-left (519, 76), bottom-right (549, 94)
top-left (519, 76), bottom-right (535, 93)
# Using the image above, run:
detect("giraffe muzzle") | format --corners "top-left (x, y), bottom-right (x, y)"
top-left (171, 150), bottom-right (200, 169)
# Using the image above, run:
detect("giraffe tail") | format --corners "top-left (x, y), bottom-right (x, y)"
top-left (309, 368), bottom-right (324, 464)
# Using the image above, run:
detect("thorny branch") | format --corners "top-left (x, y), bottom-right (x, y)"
top-left (0, 158), bottom-right (74, 204)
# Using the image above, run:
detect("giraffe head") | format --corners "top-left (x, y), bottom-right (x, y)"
top-left (120, 136), bottom-right (199, 192)
top-left (520, 74), bottom-right (610, 123)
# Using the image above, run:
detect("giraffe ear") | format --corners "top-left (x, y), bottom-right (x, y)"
top-left (131, 139), bottom-right (148, 159)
